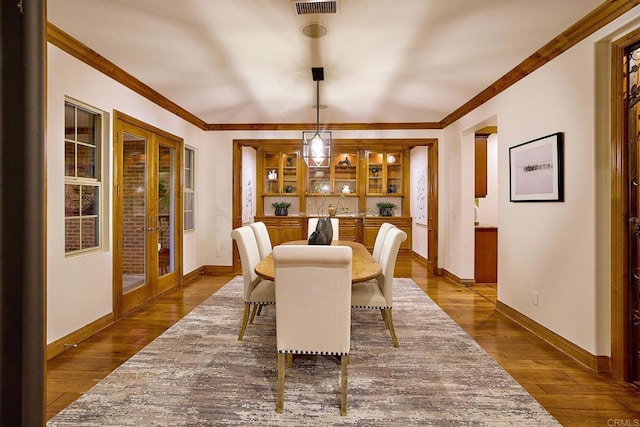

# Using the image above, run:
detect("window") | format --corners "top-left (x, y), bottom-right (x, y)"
top-left (184, 146), bottom-right (195, 231)
top-left (64, 100), bottom-right (104, 254)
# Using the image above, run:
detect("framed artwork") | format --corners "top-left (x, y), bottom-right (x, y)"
top-left (509, 132), bottom-right (563, 202)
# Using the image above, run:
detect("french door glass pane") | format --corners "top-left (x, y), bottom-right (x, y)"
top-left (122, 132), bottom-right (147, 292)
top-left (158, 144), bottom-right (174, 276)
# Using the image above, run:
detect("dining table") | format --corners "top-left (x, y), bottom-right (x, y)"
top-left (254, 240), bottom-right (381, 283)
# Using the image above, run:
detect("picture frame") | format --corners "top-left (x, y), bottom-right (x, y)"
top-left (509, 132), bottom-right (563, 202)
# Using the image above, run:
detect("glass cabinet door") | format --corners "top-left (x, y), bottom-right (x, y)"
top-left (385, 151), bottom-right (402, 195)
top-left (366, 151), bottom-right (384, 195)
top-left (264, 152), bottom-right (280, 195)
top-left (307, 153), bottom-right (331, 195)
top-left (333, 151), bottom-right (358, 194)
top-left (264, 151), bottom-right (299, 195)
top-left (366, 150), bottom-right (402, 195)
top-left (282, 152), bottom-right (298, 195)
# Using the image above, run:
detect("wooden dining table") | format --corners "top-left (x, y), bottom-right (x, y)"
top-left (254, 240), bottom-right (381, 283)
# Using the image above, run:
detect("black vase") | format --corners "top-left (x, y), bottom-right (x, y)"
top-left (274, 207), bottom-right (288, 216)
top-left (379, 207), bottom-right (393, 217)
top-left (308, 217), bottom-right (333, 245)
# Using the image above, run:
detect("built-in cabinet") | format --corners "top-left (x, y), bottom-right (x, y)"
top-left (338, 217), bottom-right (363, 242)
top-left (258, 143), bottom-right (410, 215)
top-left (260, 150), bottom-right (300, 196)
top-left (255, 142), bottom-right (412, 247)
top-left (332, 151), bottom-right (358, 195)
top-left (362, 217), bottom-right (412, 252)
top-left (474, 226), bottom-right (497, 283)
top-left (255, 215), bottom-right (412, 252)
top-left (366, 150), bottom-right (403, 196)
top-left (258, 216), bottom-right (305, 246)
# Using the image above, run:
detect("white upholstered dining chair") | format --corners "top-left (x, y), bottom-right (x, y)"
top-left (307, 217), bottom-right (339, 240)
top-left (249, 221), bottom-right (272, 260)
top-left (230, 225), bottom-right (275, 340)
top-left (351, 227), bottom-right (407, 347)
top-left (372, 222), bottom-right (397, 262)
top-left (272, 244), bottom-right (353, 416)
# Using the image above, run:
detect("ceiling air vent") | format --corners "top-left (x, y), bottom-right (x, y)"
top-left (292, 1), bottom-right (337, 15)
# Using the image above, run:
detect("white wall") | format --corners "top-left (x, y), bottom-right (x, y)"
top-left (410, 146), bottom-right (428, 258)
top-left (440, 6), bottom-right (640, 355)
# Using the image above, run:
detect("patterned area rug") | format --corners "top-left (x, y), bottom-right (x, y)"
top-left (48, 277), bottom-right (558, 426)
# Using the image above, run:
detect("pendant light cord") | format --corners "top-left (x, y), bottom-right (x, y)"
top-left (316, 79), bottom-right (320, 132)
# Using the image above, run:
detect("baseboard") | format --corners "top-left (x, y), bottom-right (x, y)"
top-left (496, 300), bottom-right (611, 373)
top-left (184, 266), bottom-right (206, 283)
top-left (410, 252), bottom-right (442, 276)
top-left (442, 268), bottom-right (474, 286)
top-left (201, 265), bottom-right (235, 275)
top-left (46, 312), bottom-right (114, 360)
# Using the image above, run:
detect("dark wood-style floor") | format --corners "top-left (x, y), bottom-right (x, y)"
top-left (46, 254), bottom-right (640, 425)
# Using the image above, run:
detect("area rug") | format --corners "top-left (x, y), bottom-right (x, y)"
top-left (48, 277), bottom-right (558, 426)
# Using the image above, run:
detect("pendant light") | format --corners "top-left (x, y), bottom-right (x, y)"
top-left (302, 67), bottom-right (331, 167)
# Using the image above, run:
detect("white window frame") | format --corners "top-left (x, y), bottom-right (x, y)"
top-left (184, 145), bottom-right (196, 232)
top-left (64, 98), bottom-right (108, 256)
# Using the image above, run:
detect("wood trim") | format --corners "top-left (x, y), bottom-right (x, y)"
top-left (201, 265), bottom-right (236, 276)
top-left (205, 122), bottom-right (442, 131)
top-left (46, 313), bottom-right (114, 360)
top-left (232, 140), bottom-right (243, 271)
top-left (183, 267), bottom-right (205, 283)
top-left (496, 301), bottom-right (609, 373)
top-left (46, 23), bottom-right (208, 130)
top-left (428, 141), bottom-right (439, 274)
top-left (440, 0), bottom-right (640, 127)
top-left (610, 27), bottom-right (640, 381)
top-left (113, 110), bottom-right (183, 144)
top-left (234, 138), bottom-right (437, 148)
top-left (442, 269), bottom-right (474, 286)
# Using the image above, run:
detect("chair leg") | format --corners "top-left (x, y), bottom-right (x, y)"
top-left (256, 304), bottom-right (263, 316)
top-left (385, 308), bottom-right (399, 347)
top-left (237, 303), bottom-right (250, 340)
top-left (287, 353), bottom-right (293, 368)
top-left (340, 355), bottom-right (348, 416)
top-left (380, 308), bottom-right (387, 327)
top-left (277, 353), bottom-right (285, 413)
top-left (249, 304), bottom-right (259, 324)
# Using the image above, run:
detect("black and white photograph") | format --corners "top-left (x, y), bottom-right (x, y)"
top-left (509, 132), bottom-right (563, 202)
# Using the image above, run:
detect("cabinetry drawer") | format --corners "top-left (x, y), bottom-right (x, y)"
top-left (362, 217), bottom-right (412, 251)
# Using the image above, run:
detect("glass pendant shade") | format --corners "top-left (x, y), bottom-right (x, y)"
top-left (302, 130), bottom-right (332, 167)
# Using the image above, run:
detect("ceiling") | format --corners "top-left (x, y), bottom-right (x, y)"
top-left (48, 0), bottom-right (606, 126)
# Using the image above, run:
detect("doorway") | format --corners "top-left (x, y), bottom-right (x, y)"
top-left (113, 111), bottom-right (183, 317)
top-left (612, 28), bottom-right (640, 383)
top-left (474, 127), bottom-right (498, 295)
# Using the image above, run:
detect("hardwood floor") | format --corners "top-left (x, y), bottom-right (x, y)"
top-left (46, 255), bottom-right (640, 425)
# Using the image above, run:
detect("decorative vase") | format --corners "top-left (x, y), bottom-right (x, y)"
top-left (328, 206), bottom-right (337, 216)
top-left (274, 207), bottom-right (288, 216)
top-left (379, 207), bottom-right (393, 217)
top-left (308, 217), bottom-right (333, 245)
